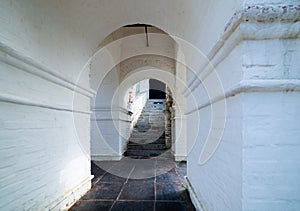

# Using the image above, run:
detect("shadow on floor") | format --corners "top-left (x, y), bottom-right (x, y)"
top-left (69, 159), bottom-right (195, 211)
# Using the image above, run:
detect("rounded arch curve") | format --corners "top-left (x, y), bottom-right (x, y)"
top-left (78, 23), bottom-right (190, 163)
top-left (119, 55), bottom-right (176, 82)
top-left (94, 23), bottom-right (176, 54)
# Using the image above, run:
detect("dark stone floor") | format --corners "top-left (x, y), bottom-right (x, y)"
top-left (69, 159), bottom-right (195, 211)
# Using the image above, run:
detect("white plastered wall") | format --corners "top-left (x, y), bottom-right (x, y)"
top-left (185, 2), bottom-right (300, 211)
top-left (1, 0), bottom-right (299, 210)
top-left (129, 79), bottom-right (150, 128)
top-left (0, 0), bottom-right (234, 209)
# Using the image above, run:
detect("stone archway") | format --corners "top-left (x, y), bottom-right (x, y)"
top-left (88, 24), bottom-right (188, 162)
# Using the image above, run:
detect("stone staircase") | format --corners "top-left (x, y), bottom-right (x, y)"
top-left (124, 99), bottom-right (171, 159)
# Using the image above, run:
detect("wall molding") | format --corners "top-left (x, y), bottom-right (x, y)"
top-left (185, 79), bottom-right (300, 115)
top-left (91, 154), bottom-right (122, 161)
top-left (46, 175), bottom-right (93, 211)
top-left (0, 42), bottom-right (96, 98)
top-left (174, 155), bottom-right (187, 162)
top-left (185, 177), bottom-right (206, 211)
top-left (225, 4), bottom-right (300, 32)
top-left (183, 4), bottom-right (300, 97)
top-left (91, 107), bottom-right (130, 115)
top-left (0, 92), bottom-right (92, 115)
top-left (119, 54), bottom-right (176, 81)
top-left (91, 118), bottom-right (131, 123)
top-left (171, 116), bottom-right (187, 120)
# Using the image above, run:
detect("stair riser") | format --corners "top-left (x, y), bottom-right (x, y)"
top-left (129, 140), bottom-right (166, 145)
top-left (127, 145), bottom-right (168, 150)
top-left (125, 100), bottom-right (170, 159)
top-left (124, 151), bottom-right (167, 157)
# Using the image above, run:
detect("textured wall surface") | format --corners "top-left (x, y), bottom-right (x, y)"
top-left (0, 40), bottom-right (92, 210)
top-left (186, 2), bottom-right (300, 211)
top-left (0, 0), bottom-right (299, 210)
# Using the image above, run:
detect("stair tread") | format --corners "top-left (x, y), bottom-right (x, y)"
top-left (124, 100), bottom-right (169, 158)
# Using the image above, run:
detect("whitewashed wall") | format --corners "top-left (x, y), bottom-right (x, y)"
top-left (0, 41), bottom-right (92, 211)
top-left (186, 3), bottom-right (300, 211)
top-left (0, 1), bottom-right (94, 210)
top-left (1, 0), bottom-right (299, 210)
top-left (91, 77), bottom-right (149, 161)
top-left (129, 80), bottom-right (149, 127)
top-left (90, 67), bottom-right (128, 161)
top-left (241, 38), bottom-right (300, 210)
top-left (186, 41), bottom-right (244, 211)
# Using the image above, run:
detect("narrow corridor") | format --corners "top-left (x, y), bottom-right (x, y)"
top-left (70, 99), bottom-right (195, 210)
top-left (69, 159), bottom-right (195, 211)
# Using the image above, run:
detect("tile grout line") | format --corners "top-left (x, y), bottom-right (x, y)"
top-left (154, 158), bottom-right (157, 211)
top-left (109, 166), bottom-right (136, 211)
top-left (115, 199), bottom-right (186, 202)
top-left (174, 163), bottom-right (187, 187)
top-left (92, 172), bottom-right (106, 186)
top-left (71, 160), bottom-right (194, 210)
top-left (92, 162), bottom-right (117, 186)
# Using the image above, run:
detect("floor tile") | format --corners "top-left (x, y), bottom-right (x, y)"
top-left (69, 200), bottom-right (113, 211)
top-left (155, 201), bottom-right (195, 211)
top-left (91, 162), bottom-right (106, 184)
top-left (156, 169), bottom-right (181, 184)
top-left (69, 160), bottom-right (195, 211)
top-left (91, 162), bottom-right (106, 176)
top-left (118, 180), bottom-right (155, 200)
top-left (127, 177), bottom-right (155, 183)
top-left (156, 182), bottom-right (188, 201)
top-left (100, 172), bottom-right (127, 183)
top-left (111, 201), bottom-right (154, 211)
top-left (129, 160), bottom-right (156, 179)
top-left (82, 182), bottom-right (124, 200)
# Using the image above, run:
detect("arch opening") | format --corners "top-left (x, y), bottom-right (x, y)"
top-left (122, 78), bottom-right (173, 159)
top-left (84, 23), bottom-right (189, 169)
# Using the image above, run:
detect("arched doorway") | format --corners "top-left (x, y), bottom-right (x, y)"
top-left (122, 79), bottom-right (172, 159)
top-left (89, 24), bottom-right (188, 162)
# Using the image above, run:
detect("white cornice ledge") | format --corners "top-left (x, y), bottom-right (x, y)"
top-left (0, 92), bottom-right (91, 115)
top-left (91, 118), bottom-right (131, 123)
top-left (91, 107), bottom-right (130, 115)
top-left (233, 79), bottom-right (300, 92)
top-left (183, 4), bottom-right (300, 97)
top-left (0, 42), bottom-right (96, 98)
top-left (185, 79), bottom-right (300, 115)
top-left (225, 4), bottom-right (300, 32)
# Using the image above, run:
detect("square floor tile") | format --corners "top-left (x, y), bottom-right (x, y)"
top-left (111, 201), bottom-right (154, 211)
top-left (156, 182), bottom-right (188, 201)
top-left (127, 177), bottom-right (155, 183)
top-left (155, 201), bottom-right (195, 211)
top-left (156, 169), bottom-right (181, 184)
top-left (69, 200), bottom-right (113, 211)
top-left (100, 172), bottom-right (127, 183)
top-left (91, 162), bottom-right (107, 177)
top-left (82, 182), bottom-right (124, 200)
top-left (119, 180), bottom-right (155, 200)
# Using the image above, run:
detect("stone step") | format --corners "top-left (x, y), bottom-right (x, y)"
top-left (125, 99), bottom-right (168, 159)
top-left (130, 131), bottom-right (165, 136)
top-left (129, 138), bottom-right (166, 144)
top-left (124, 150), bottom-right (167, 157)
top-left (140, 110), bottom-right (164, 112)
top-left (130, 132), bottom-right (165, 139)
top-left (127, 144), bottom-right (168, 150)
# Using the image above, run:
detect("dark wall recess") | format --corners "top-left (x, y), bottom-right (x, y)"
top-left (149, 79), bottom-right (166, 99)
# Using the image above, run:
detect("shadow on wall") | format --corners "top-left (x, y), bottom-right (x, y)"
top-left (149, 79), bottom-right (166, 99)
